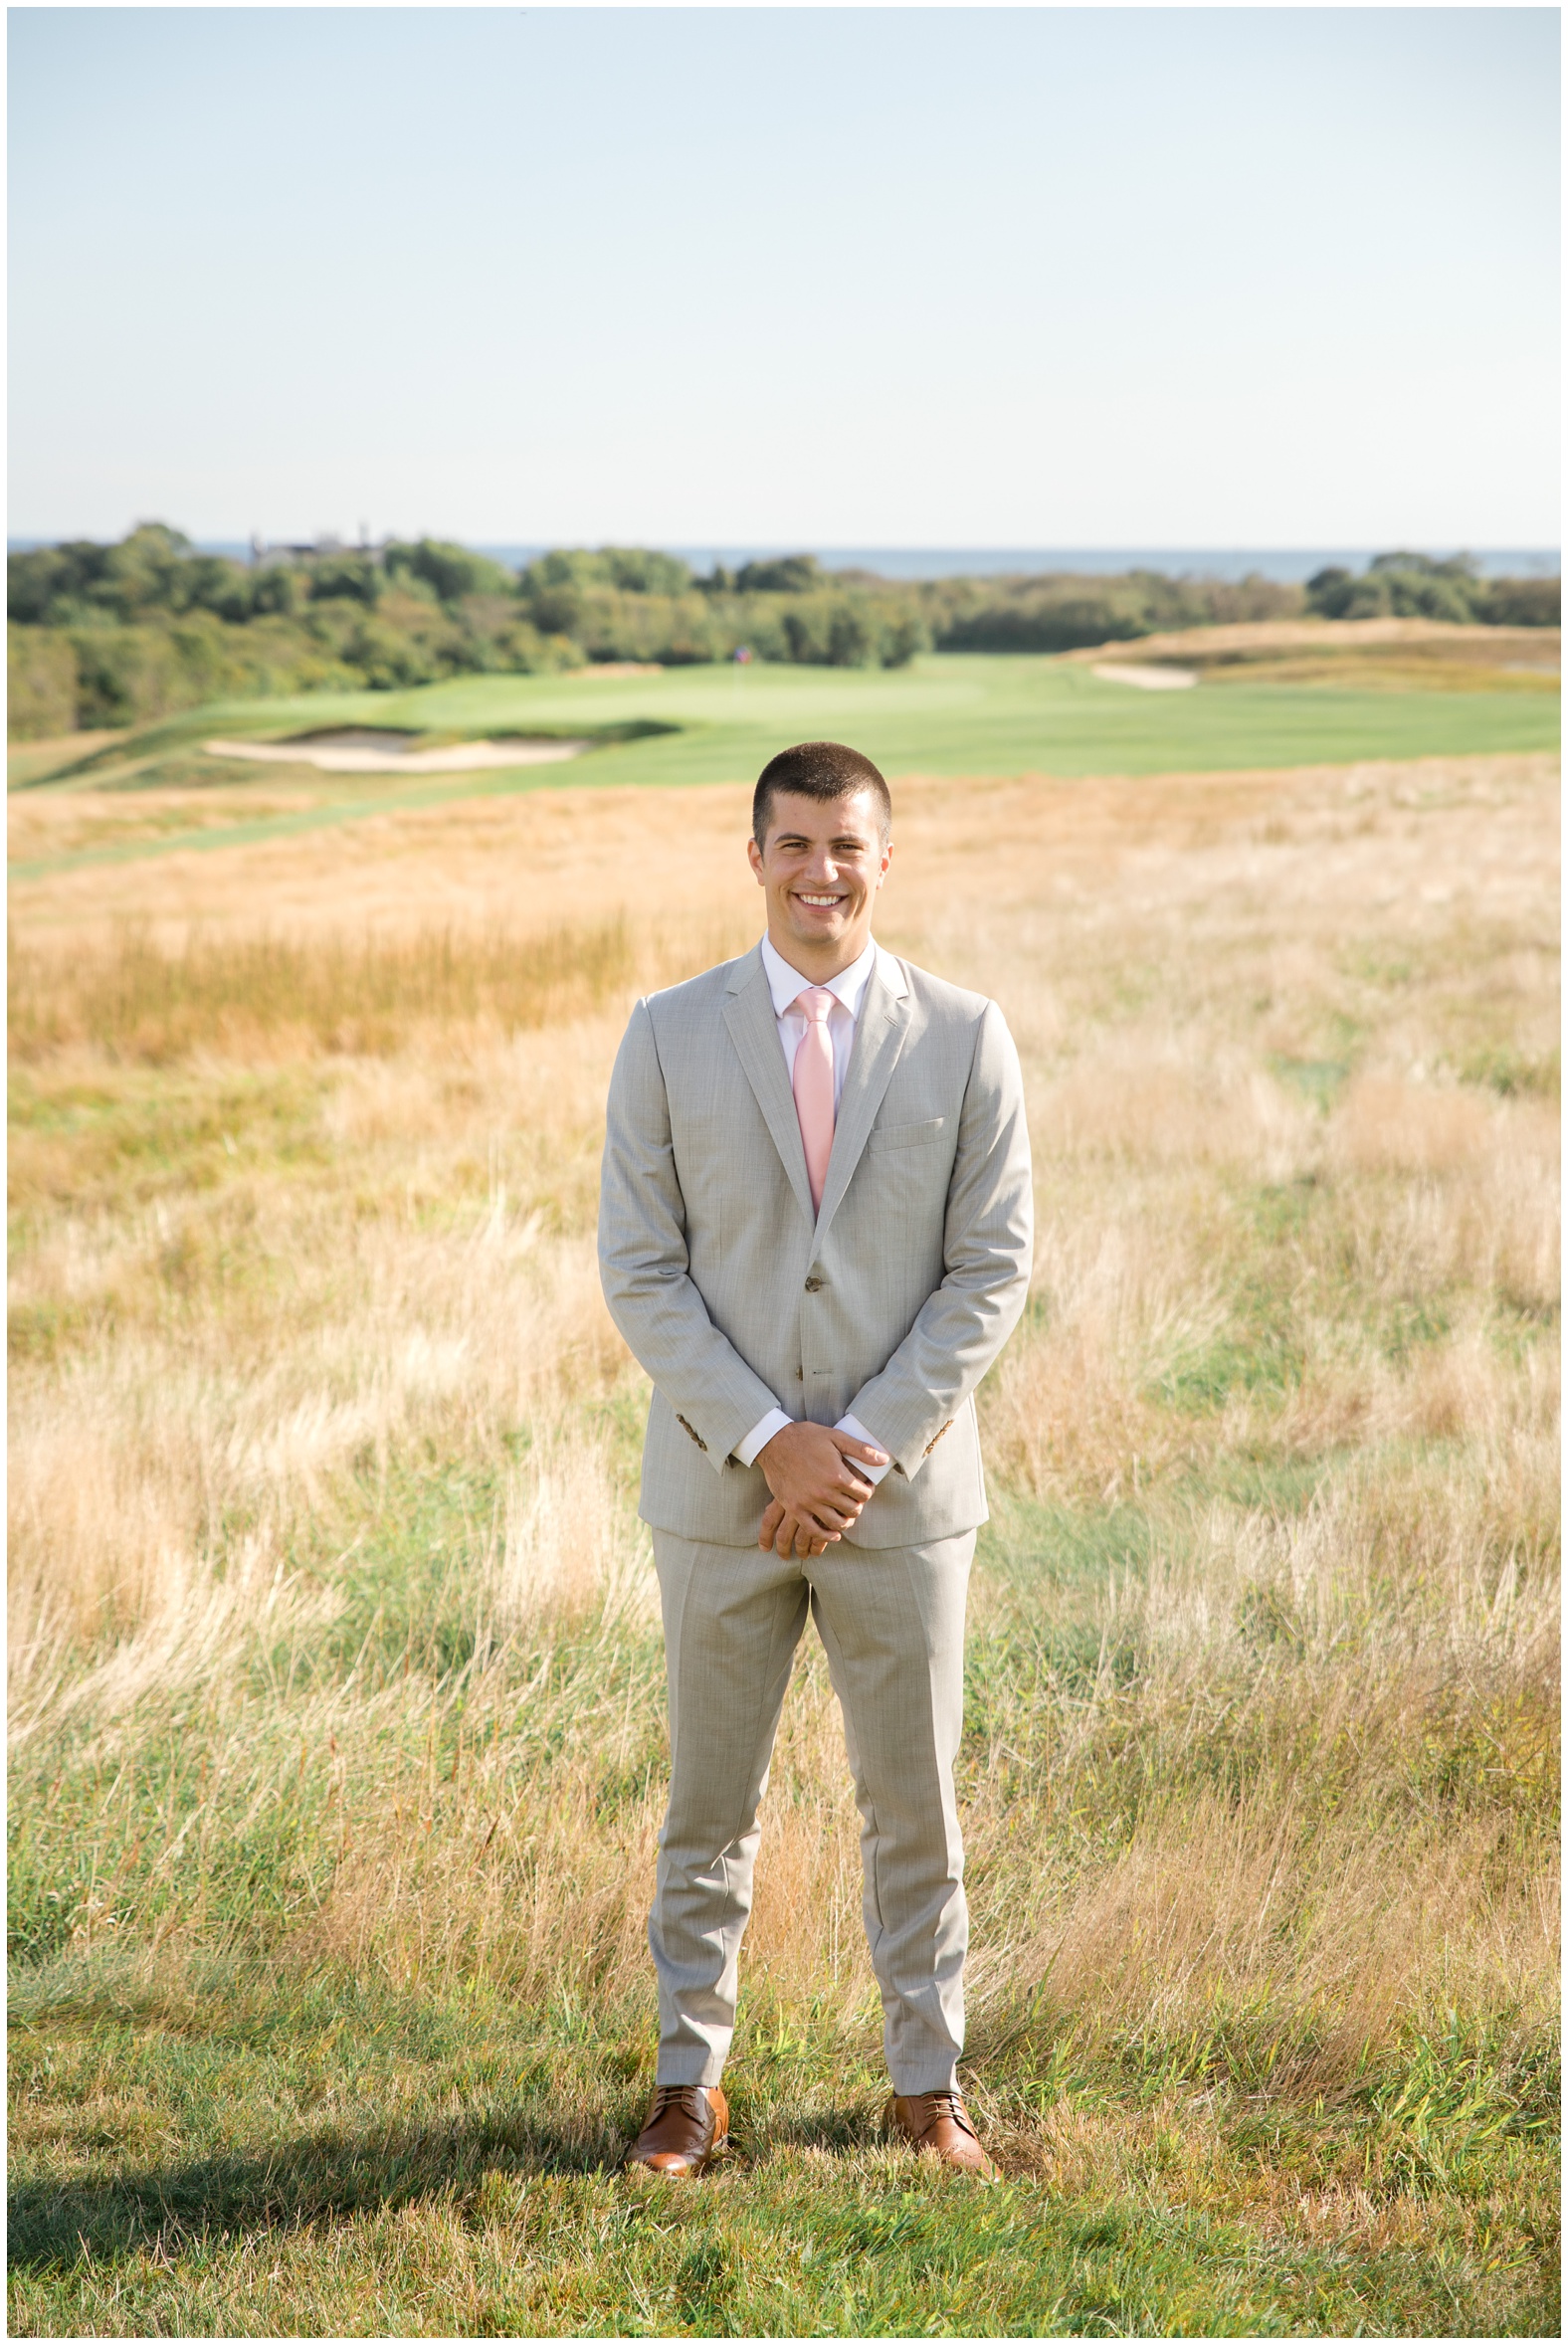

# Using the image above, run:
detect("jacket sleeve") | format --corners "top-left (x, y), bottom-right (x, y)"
top-left (598, 997), bottom-right (784, 1473)
top-left (843, 999), bottom-right (1033, 1476)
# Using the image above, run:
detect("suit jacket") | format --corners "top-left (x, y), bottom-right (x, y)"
top-left (597, 940), bottom-right (1034, 1548)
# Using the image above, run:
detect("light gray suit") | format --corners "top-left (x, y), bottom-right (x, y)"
top-left (599, 939), bottom-right (1032, 2089)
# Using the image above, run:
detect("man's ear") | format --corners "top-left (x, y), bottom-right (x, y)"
top-left (747, 836), bottom-right (766, 884)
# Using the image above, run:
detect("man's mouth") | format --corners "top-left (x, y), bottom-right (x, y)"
top-left (795, 892), bottom-right (844, 908)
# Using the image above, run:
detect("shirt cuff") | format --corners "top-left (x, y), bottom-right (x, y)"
top-left (733, 1408), bottom-right (792, 1467)
top-left (835, 1412), bottom-right (893, 1484)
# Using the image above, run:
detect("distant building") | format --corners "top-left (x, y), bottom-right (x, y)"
top-left (249, 528), bottom-right (385, 568)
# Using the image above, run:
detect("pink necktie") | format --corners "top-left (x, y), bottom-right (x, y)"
top-left (791, 988), bottom-right (836, 1215)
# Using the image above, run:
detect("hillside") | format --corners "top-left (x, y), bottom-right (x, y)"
top-left (10, 745), bottom-right (1558, 2335)
top-left (1068, 617), bottom-right (1561, 691)
top-left (9, 647), bottom-right (1561, 889)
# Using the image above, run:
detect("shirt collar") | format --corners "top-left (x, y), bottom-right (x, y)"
top-left (760, 932), bottom-right (880, 1023)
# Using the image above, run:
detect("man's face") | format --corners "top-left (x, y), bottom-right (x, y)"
top-left (747, 789), bottom-right (890, 960)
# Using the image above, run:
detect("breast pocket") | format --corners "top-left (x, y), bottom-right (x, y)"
top-left (869, 1116), bottom-right (948, 1153)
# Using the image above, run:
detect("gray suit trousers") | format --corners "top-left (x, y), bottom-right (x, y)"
top-left (650, 1528), bottom-right (975, 2096)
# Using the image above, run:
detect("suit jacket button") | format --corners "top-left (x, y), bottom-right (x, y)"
top-left (804, 1275), bottom-right (823, 1292)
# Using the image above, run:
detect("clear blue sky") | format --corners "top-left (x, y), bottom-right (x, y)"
top-left (8, 7), bottom-right (1560, 548)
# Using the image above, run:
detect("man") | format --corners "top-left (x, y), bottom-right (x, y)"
top-left (598, 739), bottom-right (1033, 2181)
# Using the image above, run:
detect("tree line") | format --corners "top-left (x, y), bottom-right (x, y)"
top-left (1302, 550), bottom-right (1557, 628)
top-left (7, 525), bottom-right (1558, 739)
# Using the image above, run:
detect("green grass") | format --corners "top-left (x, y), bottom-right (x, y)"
top-left (8, 1461), bottom-right (1558, 2337)
top-left (9, 1955), bottom-right (1557, 2337)
top-left (11, 654), bottom-right (1559, 879)
top-left (8, 1418), bottom-right (1557, 2334)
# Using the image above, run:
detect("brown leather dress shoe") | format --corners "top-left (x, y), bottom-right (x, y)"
top-left (626, 2083), bottom-right (729, 2178)
top-left (884, 2089), bottom-right (996, 2180)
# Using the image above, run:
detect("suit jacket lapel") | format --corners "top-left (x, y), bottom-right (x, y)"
top-left (812, 955), bottom-right (911, 1251)
top-left (722, 949), bottom-right (816, 1227)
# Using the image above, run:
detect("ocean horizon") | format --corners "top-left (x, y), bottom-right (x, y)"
top-left (476, 546), bottom-right (1562, 586)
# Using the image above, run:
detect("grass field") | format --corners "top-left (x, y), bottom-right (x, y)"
top-left (9, 646), bottom-right (1559, 883)
top-left (7, 722), bottom-right (1561, 2333)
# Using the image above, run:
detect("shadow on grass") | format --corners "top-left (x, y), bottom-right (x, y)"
top-left (8, 2106), bottom-right (621, 2274)
top-left (8, 2097), bottom-right (883, 2275)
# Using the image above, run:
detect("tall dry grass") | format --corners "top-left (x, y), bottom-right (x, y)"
top-left (7, 752), bottom-right (1558, 2131)
top-left (6, 912), bottom-right (774, 1064)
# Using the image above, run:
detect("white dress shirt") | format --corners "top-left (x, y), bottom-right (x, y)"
top-left (731, 935), bottom-right (892, 1486)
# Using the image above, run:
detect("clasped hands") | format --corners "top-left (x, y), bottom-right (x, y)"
top-left (755, 1420), bottom-right (889, 1559)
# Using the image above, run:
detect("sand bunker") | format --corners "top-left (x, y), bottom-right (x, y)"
top-left (1090, 664), bottom-right (1198, 691)
top-left (205, 731), bottom-right (587, 775)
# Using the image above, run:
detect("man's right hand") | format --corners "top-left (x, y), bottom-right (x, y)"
top-left (755, 1422), bottom-right (889, 1559)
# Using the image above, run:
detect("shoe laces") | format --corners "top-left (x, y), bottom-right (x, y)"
top-left (916, 2090), bottom-right (976, 2140)
top-left (649, 2084), bottom-right (710, 2123)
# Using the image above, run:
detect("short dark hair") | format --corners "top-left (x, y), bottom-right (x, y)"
top-left (752, 740), bottom-right (892, 851)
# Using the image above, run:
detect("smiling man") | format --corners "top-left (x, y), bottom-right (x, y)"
top-left (599, 739), bottom-right (1033, 2181)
